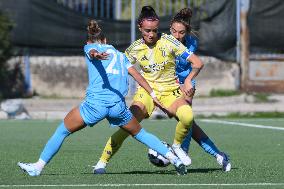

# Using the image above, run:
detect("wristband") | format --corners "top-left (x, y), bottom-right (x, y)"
top-left (150, 91), bottom-right (156, 98)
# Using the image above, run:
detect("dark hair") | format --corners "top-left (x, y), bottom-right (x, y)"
top-left (87, 19), bottom-right (105, 43)
top-left (170, 8), bottom-right (192, 32)
top-left (137, 6), bottom-right (159, 26)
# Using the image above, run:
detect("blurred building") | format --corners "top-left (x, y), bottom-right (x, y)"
top-left (0, 0), bottom-right (283, 97)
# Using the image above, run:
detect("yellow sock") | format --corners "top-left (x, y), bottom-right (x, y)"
top-left (100, 128), bottom-right (130, 163)
top-left (174, 105), bottom-right (194, 145)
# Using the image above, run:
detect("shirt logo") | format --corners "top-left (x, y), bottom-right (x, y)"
top-left (141, 55), bottom-right (148, 61)
top-left (159, 47), bottom-right (166, 57)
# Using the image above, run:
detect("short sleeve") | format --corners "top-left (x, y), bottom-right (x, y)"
top-left (125, 47), bottom-right (137, 65)
top-left (163, 34), bottom-right (191, 59)
top-left (123, 54), bottom-right (133, 69)
top-left (84, 45), bottom-right (97, 60)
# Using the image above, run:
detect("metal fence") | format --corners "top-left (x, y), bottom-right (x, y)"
top-left (55, 0), bottom-right (205, 19)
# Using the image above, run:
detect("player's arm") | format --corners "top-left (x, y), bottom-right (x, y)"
top-left (185, 53), bottom-right (203, 81)
top-left (167, 34), bottom-right (203, 96)
top-left (178, 50), bottom-right (203, 96)
top-left (127, 66), bottom-right (174, 118)
top-left (88, 49), bottom-right (109, 60)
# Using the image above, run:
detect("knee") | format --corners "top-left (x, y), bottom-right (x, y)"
top-left (176, 105), bottom-right (194, 126)
top-left (130, 103), bottom-right (148, 121)
top-left (57, 122), bottom-right (71, 136)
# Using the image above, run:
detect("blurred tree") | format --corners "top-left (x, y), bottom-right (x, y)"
top-left (0, 10), bottom-right (25, 99)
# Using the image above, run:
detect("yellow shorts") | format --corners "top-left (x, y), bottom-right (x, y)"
top-left (132, 87), bottom-right (183, 116)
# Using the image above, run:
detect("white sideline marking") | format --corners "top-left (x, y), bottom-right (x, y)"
top-left (200, 119), bottom-right (284, 131)
top-left (0, 183), bottom-right (284, 187)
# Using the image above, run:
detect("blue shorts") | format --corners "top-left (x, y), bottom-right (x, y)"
top-left (79, 100), bottom-right (133, 127)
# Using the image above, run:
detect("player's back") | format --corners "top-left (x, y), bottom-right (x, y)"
top-left (84, 43), bottom-right (130, 106)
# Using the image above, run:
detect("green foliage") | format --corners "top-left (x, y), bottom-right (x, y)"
top-left (252, 93), bottom-right (270, 103)
top-left (119, 0), bottom-right (206, 20)
top-left (0, 11), bottom-right (12, 63)
top-left (209, 89), bottom-right (241, 97)
top-left (0, 11), bottom-right (13, 99)
top-left (0, 11), bottom-right (25, 100)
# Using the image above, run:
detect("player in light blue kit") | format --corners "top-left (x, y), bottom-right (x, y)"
top-left (17, 20), bottom-right (187, 176)
top-left (171, 8), bottom-right (231, 171)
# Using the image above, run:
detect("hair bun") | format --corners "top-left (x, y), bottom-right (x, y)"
top-left (87, 20), bottom-right (101, 35)
top-left (141, 6), bottom-right (156, 14)
top-left (179, 8), bottom-right (192, 19)
top-left (138, 6), bottom-right (159, 25)
top-left (174, 8), bottom-right (192, 24)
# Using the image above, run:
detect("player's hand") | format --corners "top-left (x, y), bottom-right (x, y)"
top-left (94, 52), bottom-right (109, 60)
top-left (183, 80), bottom-right (194, 97)
top-left (90, 50), bottom-right (109, 60)
top-left (180, 84), bottom-right (195, 98)
top-left (152, 97), bottom-right (175, 118)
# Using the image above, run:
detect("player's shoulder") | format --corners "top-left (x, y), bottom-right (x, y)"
top-left (126, 39), bottom-right (144, 53)
top-left (185, 35), bottom-right (198, 44)
top-left (161, 33), bottom-right (181, 46)
top-left (84, 43), bottom-right (101, 52)
top-left (84, 43), bottom-right (94, 50)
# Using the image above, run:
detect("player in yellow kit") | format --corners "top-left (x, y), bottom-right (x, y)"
top-left (93, 6), bottom-right (204, 174)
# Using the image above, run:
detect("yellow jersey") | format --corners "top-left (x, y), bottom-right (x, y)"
top-left (125, 33), bottom-right (189, 93)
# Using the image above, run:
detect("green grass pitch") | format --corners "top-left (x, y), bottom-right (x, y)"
top-left (0, 118), bottom-right (284, 189)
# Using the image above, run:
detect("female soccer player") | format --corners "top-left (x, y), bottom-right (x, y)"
top-left (93, 6), bottom-right (204, 174)
top-left (170, 8), bottom-right (231, 172)
top-left (17, 19), bottom-right (187, 176)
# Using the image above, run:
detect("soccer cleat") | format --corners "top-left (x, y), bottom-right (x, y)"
top-left (216, 152), bottom-right (231, 172)
top-left (93, 160), bottom-right (107, 174)
top-left (172, 144), bottom-right (192, 166)
top-left (173, 159), bottom-right (187, 175)
top-left (17, 162), bottom-right (41, 176)
top-left (93, 167), bottom-right (106, 174)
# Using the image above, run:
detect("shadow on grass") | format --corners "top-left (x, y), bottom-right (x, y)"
top-left (79, 167), bottom-right (238, 175)
top-left (188, 167), bottom-right (238, 173)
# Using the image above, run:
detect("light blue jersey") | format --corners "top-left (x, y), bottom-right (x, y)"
top-left (37, 43), bottom-right (177, 166)
top-left (175, 35), bottom-right (198, 86)
top-left (84, 43), bottom-right (132, 106)
top-left (80, 43), bottom-right (133, 127)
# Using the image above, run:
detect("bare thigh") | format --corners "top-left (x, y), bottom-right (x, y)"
top-left (167, 97), bottom-right (189, 116)
top-left (64, 107), bottom-right (86, 133)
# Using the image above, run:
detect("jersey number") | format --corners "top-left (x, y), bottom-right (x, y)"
top-left (105, 49), bottom-right (120, 75)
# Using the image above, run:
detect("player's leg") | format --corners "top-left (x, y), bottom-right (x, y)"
top-left (96, 102), bottom-right (148, 165)
top-left (163, 90), bottom-right (193, 166)
top-left (93, 102), bottom-right (149, 174)
top-left (191, 121), bottom-right (231, 171)
top-left (94, 128), bottom-right (129, 173)
top-left (181, 127), bottom-right (193, 153)
top-left (94, 88), bottom-right (154, 173)
top-left (121, 116), bottom-right (186, 175)
top-left (180, 92), bottom-right (194, 154)
top-left (18, 107), bottom-right (86, 176)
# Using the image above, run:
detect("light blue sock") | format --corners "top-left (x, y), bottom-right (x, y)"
top-left (181, 128), bottom-right (193, 153)
top-left (40, 122), bottom-right (71, 163)
top-left (133, 128), bottom-right (169, 156)
top-left (200, 137), bottom-right (220, 157)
